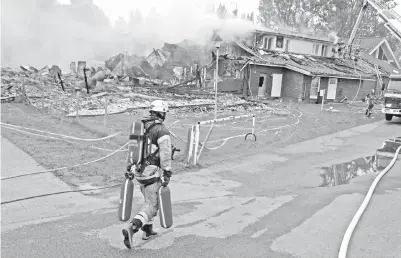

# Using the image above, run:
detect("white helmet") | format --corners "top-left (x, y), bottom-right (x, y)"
top-left (149, 100), bottom-right (169, 113)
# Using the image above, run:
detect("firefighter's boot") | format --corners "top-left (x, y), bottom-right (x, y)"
top-left (141, 224), bottom-right (158, 240)
top-left (122, 219), bottom-right (142, 249)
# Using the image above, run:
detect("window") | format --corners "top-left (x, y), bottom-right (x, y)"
top-left (378, 47), bottom-right (387, 60)
top-left (258, 76), bottom-right (265, 87)
top-left (276, 36), bottom-right (284, 49)
top-left (263, 37), bottom-right (268, 49)
top-left (321, 45), bottom-right (326, 56)
top-left (378, 47), bottom-right (384, 60)
top-left (263, 37), bottom-right (273, 49)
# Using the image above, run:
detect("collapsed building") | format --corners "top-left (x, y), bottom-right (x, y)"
top-left (207, 29), bottom-right (394, 103)
top-left (140, 41), bottom-right (210, 85)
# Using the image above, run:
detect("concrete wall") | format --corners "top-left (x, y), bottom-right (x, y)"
top-left (256, 34), bottom-right (334, 57)
top-left (335, 78), bottom-right (377, 101)
top-left (303, 75), bottom-right (312, 100)
top-left (218, 78), bottom-right (243, 92)
top-left (245, 64), bottom-right (379, 102)
top-left (287, 39), bottom-right (315, 55)
top-left (303, 77), bottom-right (378, 103)
top-left (249, 65), bottom-right (284, 97)
top-left (249, 65), bottom-right (307, 99)
top-left (281, 70), bottom-right (305, 99)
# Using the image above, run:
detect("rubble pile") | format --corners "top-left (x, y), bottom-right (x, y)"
top-left (1, 65), bottom-right (254, 117)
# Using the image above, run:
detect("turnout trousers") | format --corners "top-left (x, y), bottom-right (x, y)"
top-left (133, 180), bottom-right (162, 226)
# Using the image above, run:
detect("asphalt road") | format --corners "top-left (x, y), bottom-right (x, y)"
top-left (1, 119), bottom-right (401, 258)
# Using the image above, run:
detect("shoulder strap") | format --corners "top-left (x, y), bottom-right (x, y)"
top-left (145, 122), bottom-right (159, 147)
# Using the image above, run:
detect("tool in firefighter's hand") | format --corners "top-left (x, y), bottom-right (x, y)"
top-left (171, 145), bottom-right (180, 160)
top-left (119, 170), bottom-right (135, 222)
top-left (158, 185), bottom-right (173, 228)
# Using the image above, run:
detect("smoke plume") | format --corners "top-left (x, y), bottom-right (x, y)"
top-left (1, 0), bottom-right (256, 71)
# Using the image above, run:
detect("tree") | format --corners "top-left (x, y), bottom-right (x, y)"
top-left (128, 9), bottom-right (143, 28)
top-left (232, 6), bottom-right (238, 18)
top-left (115, 16), bottom-right (129, 32)
top-left (216, 3), bottom-right (227, 19)
top-left (247, 12), bottom-right (255, 23)
top-left (258, 0), bottom-right (396, 39)
top-left (258, 0), bottom-right (315, 29)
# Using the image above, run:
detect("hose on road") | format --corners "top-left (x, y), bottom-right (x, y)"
top-left (338, 145), bottom-right (401, 258)
top-left (1, 184), bottom-right (121, 205)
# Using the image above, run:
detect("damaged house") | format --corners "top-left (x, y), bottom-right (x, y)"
top-left (105, 53), bottom-right (147, 79)
top-left (140, 42), bottom-right (209, 84)
top-left (354, 36), bottom-right (400, 70)
top-left (211, 29), bottom-right (389, 103)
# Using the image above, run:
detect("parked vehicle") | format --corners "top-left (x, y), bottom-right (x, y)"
top-left (382, 74), bottom-right (401, 121)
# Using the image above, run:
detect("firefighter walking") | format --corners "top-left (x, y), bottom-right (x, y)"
top-left (122, 100), bottom-right (173, 249)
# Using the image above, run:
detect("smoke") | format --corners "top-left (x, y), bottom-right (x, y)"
top-left (1, 0), bottom-right (256, 70)
top-left (328, 31), bottom-right (339, 44)
top-left (112, 1), bottom-right (257, 55)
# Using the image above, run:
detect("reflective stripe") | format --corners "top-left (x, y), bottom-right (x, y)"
top-left (121, 179), bottom-right (130, 221)
top-left (158, 187), bottom-right (167, 228)
top-left (134, 212), bottom-right (148, 225)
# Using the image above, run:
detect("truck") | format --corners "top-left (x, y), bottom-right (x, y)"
top-left (382, 74), bottom-right (401, 121)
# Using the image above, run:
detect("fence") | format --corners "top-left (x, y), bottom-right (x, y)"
top-left (185, 114), bottom-right (257, 165)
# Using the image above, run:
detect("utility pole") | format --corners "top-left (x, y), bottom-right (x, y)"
top-left (213, 36), bottom-right (223, 120)
top-left (214, 45), bottom-right (220, 120)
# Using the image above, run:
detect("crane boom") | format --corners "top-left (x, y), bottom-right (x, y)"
top-left (348, 0), bottom-right (401, 47)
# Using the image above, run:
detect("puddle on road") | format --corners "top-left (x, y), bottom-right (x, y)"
top-left (320, 137), bottom-right (401, 187)
top-left (320, 156), bottom-right (378, 187)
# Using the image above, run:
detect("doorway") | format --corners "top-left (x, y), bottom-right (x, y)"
top-left (327, 78), bottom-right (338, 100)
top-left (258, 74), bottom-right (267, 97)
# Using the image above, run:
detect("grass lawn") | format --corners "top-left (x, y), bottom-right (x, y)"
top-left (1, 100), bottom-right (383, 188)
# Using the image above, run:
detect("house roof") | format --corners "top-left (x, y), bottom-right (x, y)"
top-left (355, 36), bottom-right (401, 69)
top-left (360, 52), bottom-right (400, 75)
top-left (234, 40), bottom-right (386, 80)
top-left (354, 37), bottom-right (384, 52)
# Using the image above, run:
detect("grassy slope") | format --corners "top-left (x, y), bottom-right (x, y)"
top-left (1, 101), bottom-right (383, 188)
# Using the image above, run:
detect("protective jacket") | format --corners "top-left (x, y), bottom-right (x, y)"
top-left (133, 119), bottom-right (172, 186)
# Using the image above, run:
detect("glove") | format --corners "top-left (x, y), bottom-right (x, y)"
top-left (161, 170), bottom-right (172, 187)
top-left (126, 163), bottom-right (133, 172)
top-left (161, 176), bottom-right (170, 187)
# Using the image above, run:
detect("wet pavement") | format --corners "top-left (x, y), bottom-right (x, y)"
top-left (1, 121), bottom-right (401, 258)
top-left (320, 136), bottom-right (401, 187)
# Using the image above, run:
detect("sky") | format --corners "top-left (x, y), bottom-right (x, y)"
top-left (394, 0), bottom-right (401, 16)
top-left (56, 0), bottom-right (401, 24)
top-left (57, 0), bottom-right (260, 24)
